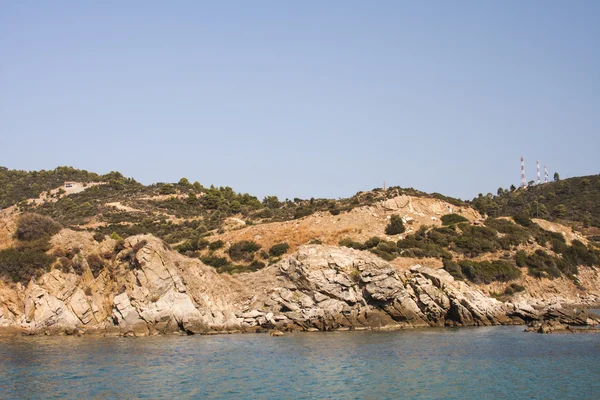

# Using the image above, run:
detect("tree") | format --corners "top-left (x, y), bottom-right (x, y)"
top-left (553, 204), bottom-right (567, 218)
top-left (178, 177), bottom-right (191, 187)
top-left (186, 192), bottom-right (198, 204)
top-left (263, 196), bottom-right (282, 209)
top-left (553, 172), bottom-right (560, 182)
top-left (510, 184), bottom-right (516, 192)
top-left (230, 200), bottom-right (242, 213)
top-left (385, 214), bottom-right (406, 235)
top-left (159, 184), bottom-right (176, 195)
top-left (193, 181), bottom-right (204, 192)
top-left (497, 187), bottom-right (504, 196)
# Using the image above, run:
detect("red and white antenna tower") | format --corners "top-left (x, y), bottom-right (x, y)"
top-left (544, 165), bottom-right (548, 183)
top-left (537, 161), bottom-right (541, 185)
top-left (520, 156), bottom-right (526, 188)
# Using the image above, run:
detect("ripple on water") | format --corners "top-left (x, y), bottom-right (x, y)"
top-left (0, 326), bottom-right (599, 399)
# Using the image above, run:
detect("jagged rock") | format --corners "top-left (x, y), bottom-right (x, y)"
top-left (68, 289), bottom-right (94, 325)
top-left (1, 234), bottom-right (597, 336)
top-left (23, 283), bottom-right (81, 333)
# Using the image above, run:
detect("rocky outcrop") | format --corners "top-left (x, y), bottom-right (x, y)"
top-left (234, 246), bottom-right (515, 332)
top-left (525, 307), bottom-right (600, 334)
top-left (0, 234), bottom-right (597, 336)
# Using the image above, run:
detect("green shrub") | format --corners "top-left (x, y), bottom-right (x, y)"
top-left (255, 209), bottom-right (274, 219)
top-left (484, 218), bottom-right (530, 247)
top-left (15, 213), bottom-right (61, 241)
top-left (177, 238), bottom-right (209, 254)
top-left (522, 250), bottom-right (562, 278)
top-left (294, 207), bottom-right (315, 219)
top-left (442, 259), bottom-right (464, 280)
top-left (369, 248), bottom-right (396, 261)
top-left (228, 240), bottom-right (261, 261)
top-left (208, 240), bottom-right (224, 251)
top-left (452, 225), bottom-right (501, 257)
top-left (513, 214), bottom-right (534, 227)
top-left (385, 214), bottom-right (405, 235)
top-left (364, 237), bottom-right (382, 249)
top-left (0, 247), bottom-right (55, 284)
top-left (200, 255), bottom-right (229, 268)
top-left (458, 259), bottom-right (521, 284)
top-left (504, 283), bottom-right (526, 295)
top-left (515, 250), bottom-right (528, 267)
top-left (110, 232), bottom-right (123, 241)
top-left (248, 260), bottom-right (266, 271)
top-left (339, 238), bottom-right (366, 250)
top-left (441, 213), bottom-right (468, 226)
top-left (377, 241), bottom-right (399, 254)
top-left (269, 242), bottom-right (289, 257)
top-left (550, 239), bottom-right (568, 254)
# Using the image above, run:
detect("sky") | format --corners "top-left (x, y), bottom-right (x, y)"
top-left (1, 1), bottom-right (599, 201)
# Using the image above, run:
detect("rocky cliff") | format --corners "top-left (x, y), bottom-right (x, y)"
top-left (1, 232), bottom-right (597, 336)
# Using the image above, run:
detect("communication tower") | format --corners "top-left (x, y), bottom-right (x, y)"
top-left (520, 156), bottom-right (526, 188)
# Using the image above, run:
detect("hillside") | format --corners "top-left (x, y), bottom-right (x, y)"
top-left (470, 174), bottom-right (600, 230)
top-left (0, 166), bottom-right (599, 335)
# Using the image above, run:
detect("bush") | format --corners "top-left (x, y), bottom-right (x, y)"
top-left (442, 259), bottom-right (464, 280)
top-left (441, 213), bottom-right (468, 226)
top-left (208, 240), bottom-right (224, 251)
top-left (294, 207), bottom-right (315, 219)
top-left (15, 213), bottom-right (61, 241)
top-left (93, 232), bottom-right (105, 242)
top-left (453, 225), bottom-right (501, 257)
top-left (458, 259), bottom-right (521, 284)
top-left (177, 238), bottom-right (209, 254)
top-left (385, 214), bottom-right (406, 235)
top-left (110, 232), bottom-right (124, 241)
top-left (513, 214), bottom-right (534, 227)
top-left (269, 242), bottom-right (289, 257)
top-left (339, 238), bottom-right (366, 250)
top-left (200, 255), bottom-right (229, 268)
top-left (484, 218), bottom-right (530, 248)
top-left (228, 240), bottom-right (261, 261)
top-left (521, 250), bottom-right (562, 279)
top-left (377, 241), bottom-right (399, 254)
top-left (364, 237), bottom-right (382, 249)
top-left (504, 283), bottom-right (526, 295)
top-left (369, 248), bottom-right (396, 261)
top-left (0, 247), bottom-right (55, 284)
top-left (85, 254), bottom-right (105, 277)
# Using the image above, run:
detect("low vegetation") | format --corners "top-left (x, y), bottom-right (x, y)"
top-left (0, 214), bottom-right (60, 283)
top-left (385, 214), bottom-right (406, 235)
top-left (471, 174), bottom-right (600, 228)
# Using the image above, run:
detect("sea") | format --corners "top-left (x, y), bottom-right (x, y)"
top-left (0, 324), bottom-right (598, 399)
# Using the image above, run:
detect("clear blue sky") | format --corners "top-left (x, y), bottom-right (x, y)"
top-left (1, 1), bottom-right (599, 200)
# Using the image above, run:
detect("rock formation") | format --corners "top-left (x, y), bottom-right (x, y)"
top-left (0, 233), bottom-right (597, 336)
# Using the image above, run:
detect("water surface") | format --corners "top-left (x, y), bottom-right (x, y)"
top-left (0, 326), bottom-right (598, 399)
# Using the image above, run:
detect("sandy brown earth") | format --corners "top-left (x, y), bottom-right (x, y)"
top-left (0, 207), bottom-right (17, 250)
top-left (533, 218), bottom-right (588, 245)
top-left (212, 195), bottom-right (482, 255)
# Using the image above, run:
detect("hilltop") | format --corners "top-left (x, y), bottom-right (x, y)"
top-left (470, 174), bottom-right (600, 232)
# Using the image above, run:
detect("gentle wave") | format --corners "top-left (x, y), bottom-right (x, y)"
top-left (0, 326), bottom-right (598, 399)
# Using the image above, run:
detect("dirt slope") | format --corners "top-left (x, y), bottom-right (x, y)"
top-left (212, 194), bottom-right (482, 254)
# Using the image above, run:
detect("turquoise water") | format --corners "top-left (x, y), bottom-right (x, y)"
top-left (0, 326), bottom-right (598, 399)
